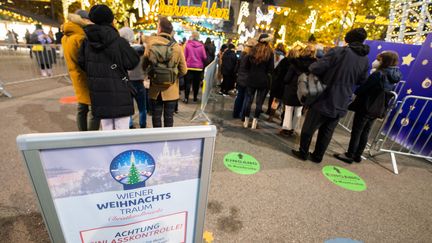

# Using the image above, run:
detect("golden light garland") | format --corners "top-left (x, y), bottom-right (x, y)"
top-left (0, 9), bottom-right (39, 24)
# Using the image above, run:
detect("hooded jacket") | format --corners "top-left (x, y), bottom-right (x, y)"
top-left (245, 54), bottom-right (274, 89)
top-left (184, 40), bottom-right (207, 70)
top-left (309, 42), bottom-right (370, 118)
top-left (221, 49), bottom-right (238, 76)
top-left (78, 24), bottom-right (140, 119)
top-left (142, 33), bottom-right (188, 101)
top-left (349, 66), bottom-right (402, 117)
top-left (282, 56), bottom-right (317, 106)
top-left (62, 14), bottom-right (91, 105)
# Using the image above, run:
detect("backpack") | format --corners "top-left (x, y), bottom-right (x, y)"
top-left (147, 40), bottom-right (178, 86)
top-left (297, 73), bottom-right (327, 105)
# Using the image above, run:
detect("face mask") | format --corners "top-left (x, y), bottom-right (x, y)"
top-left (372, 59), bottom-right (381, 69)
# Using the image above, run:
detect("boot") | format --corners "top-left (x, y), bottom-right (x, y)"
top-left (251, 118), bottom-right (258, 129)
top-left (243, 117), bottom-right (249, 128)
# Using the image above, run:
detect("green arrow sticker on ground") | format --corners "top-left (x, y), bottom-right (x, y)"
top-left (224, 152), bottom-right (260, 175)
top-left (322, 166), bottom-right (367, 191)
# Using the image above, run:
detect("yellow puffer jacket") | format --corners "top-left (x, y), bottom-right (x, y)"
top-left (62, 14), bottom-right (91, 105)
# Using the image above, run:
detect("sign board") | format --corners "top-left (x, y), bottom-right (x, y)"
top-left (149, 0), bottom-right (230, 20)
top-left (17, 126), bottom-right (217, 243)
top-left (223, 152), bottom-right (260, 175)
top-left (322, 166), bottom-right (367, 192)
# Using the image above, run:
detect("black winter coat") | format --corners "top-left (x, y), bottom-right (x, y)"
top-left (270, 57), bottom-right (293, 99)
top-left (221, 49), bottom-right (238, 76)
top-left (349, 67), bottom-right (402, 117)
top-left (282, 57), bottom-right (317, 106)
top-left (205, 43), bottom-right (216, 64)
top-left (245, 55), bottom-right (274, 89)
top-left (309, 42), bottom-right (369, 118)
top-left (78, 24), bottom-right (140, 119)
top-left (236, 53), bottom-right (249, 87)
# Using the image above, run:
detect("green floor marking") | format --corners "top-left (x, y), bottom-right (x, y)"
top-left (322, 165), bottom-right (367, 191)
top-left (224, 152), bottom-right (260, 175)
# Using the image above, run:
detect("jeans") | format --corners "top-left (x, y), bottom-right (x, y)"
top-left (243, 87), bottom-right (267, 119)
top-left (299, 108), bottom-right (340, 161)
top-left (233, 84), bottom-right (247, 118)
top-left (184, 70), bottom-right (203, 101)
top-left (347, 112), bottom-right (375, 158)
top-left (151, 98), bottom-right (177, 127)
top-left (129, 81), bottom-right (147, 128)
top-left (77, 103), bottom-right (100, 131)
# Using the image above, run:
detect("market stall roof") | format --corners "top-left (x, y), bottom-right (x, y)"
top-left (0, 5), bottom-right (60, 27)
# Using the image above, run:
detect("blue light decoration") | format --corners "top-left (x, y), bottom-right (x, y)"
top-left (364, 34), bottom-right (432, 157)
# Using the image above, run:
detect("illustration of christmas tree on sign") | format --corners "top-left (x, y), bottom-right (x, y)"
top-left (110, 150), bottom-right (156, 190)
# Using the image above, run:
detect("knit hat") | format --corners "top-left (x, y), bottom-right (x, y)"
top-left (258, 33), bottom-right (272, 43)
top-left (75, 9), bottom-right (89, 19)
top-left (119, 27), bottom-right (135, 43)
top-left (89, 4), bottom-right (114, 25)
top-left (345, 28), bottom-right (367, 44)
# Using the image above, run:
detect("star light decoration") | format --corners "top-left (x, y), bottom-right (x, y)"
top-left (402, 53), bottom-right (416, 66)
top-left (203, 231), bottom-right (214, 243)
top-left (407, 88), bottom-right (413, 94)
top-left (424, 124), bottom-right (430, 131)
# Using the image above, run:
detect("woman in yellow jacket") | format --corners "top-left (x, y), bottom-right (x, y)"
top-left (62, 10), bottom-right (100, 131)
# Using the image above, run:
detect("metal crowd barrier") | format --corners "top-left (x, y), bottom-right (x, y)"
top-left (191, 60), bottom-right (217, 123)
top-left (369, 95), bottom-right (432, 174)
top-left (0, 43), bottom-right (70, 98)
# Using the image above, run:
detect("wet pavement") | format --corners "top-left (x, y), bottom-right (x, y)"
top-left (1, 80), bottom-right (432, 242)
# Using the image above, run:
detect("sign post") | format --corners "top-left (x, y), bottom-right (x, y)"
top-left (17, 126), bottom-right (217, 243)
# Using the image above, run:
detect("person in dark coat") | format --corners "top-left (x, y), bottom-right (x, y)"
top-left (220, 43), bottom-right (238, 95)
top-left (243, 34), bottom-right (274, 129)
top-left (335, 51), bottom-right (401, 163)
top-left (233, 38), bottom-right (257, 119)
top-left (204, 37), bottom-right (216, 65)
top-left (280, 44), bottom-right (317, 136)
top-left (78, 4), bottom-right (140, 130)
top-left (292, 28), bottom-right (370, 163)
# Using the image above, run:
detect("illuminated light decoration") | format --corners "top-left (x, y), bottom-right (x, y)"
top-left (256, 7), bottom-right (274, 25)
top-left (239, 27), bottom-right (256, 44)
top-left (306, 10), bottom-right (318, 34)
top-left (402, 53), bottom-right (416, 66)
top-left (133, 0), bottom-right (143, 17)
top-left (386, 0), bottom-right (432, 44)
top-left (143, 0), bottom-right (151, 15)
top-left (237, 1), bottom-right (250, 25)
top-left (149, 0), bottom-right (230, 20)
top-left (0, 9), bottom-right (39, 24)
top-left (129, 13), bottom-right (137, 27)
top-left (276, 25), bottom-right (286, 44)
top-left (268, 5), bottom-right (291, 16)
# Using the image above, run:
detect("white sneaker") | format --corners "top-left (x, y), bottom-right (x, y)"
top-left (243, 117), bottom-right (249, 128)
top-left (47, 69), bottom-right (53, 76)
top-left (41, 70), bottom-right (47, 77)
top-left (251, 118), bottom-right (258, 129)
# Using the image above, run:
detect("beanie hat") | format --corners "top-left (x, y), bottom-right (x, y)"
top-left (345, 28), bottom-right (367, 44)
top-left (89, 4), bottom-right (114, 25)
top-left (119, 27), bottom-right (135, 43)
top-left (75, 9), bottom-right (89, 19)
top-left (258, 33), bottom-right (272, 43)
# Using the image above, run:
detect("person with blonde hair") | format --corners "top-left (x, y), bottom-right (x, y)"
top-left (233, 38), bottom-right (257, 119)
top-left (280, 44), bottom-right (317, 136)
top-left (243, 34), bottom-right (274, 129)
top-left (183, 31), bottom-right (207, 103)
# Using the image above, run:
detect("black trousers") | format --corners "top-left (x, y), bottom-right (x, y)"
top-left (299, 108), bottom-right (340, 160)
top-left (221, 74), bottom-right (236, 94)
top-left (347, 112), bottom-right (375, 158)
top-left (184, 70), bottom-right (203, 101)
top-left (77, 103), bottom-right (100, 131)
top-left (243, 87), bottom-right (267, 118)
top-left (151, 97), bottom-right (177, 128)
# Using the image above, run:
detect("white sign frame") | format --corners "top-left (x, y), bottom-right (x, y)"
top-left (16, 125), bottom-right (217, 243)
